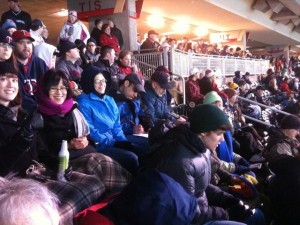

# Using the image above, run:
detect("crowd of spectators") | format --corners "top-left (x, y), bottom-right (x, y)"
top-left (2, 1), bottom-right (300, 225)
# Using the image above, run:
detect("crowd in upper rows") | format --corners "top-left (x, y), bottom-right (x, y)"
top-left (1, 1), bottom-right (300, 225)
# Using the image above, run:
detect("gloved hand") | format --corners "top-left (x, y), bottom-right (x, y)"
top-left (227, 203), bottom-right (254, 222)
top-left (235, 164), bottom-right (251, 174)
top-left (114, 141), bottom-right (132, 150)
top-left (238, 158), bottom-right (250, 167)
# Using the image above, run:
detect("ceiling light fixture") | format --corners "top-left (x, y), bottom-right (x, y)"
top-left (50, 9), bottom-right (68, 17)
top-left (146, 14), bottom-right (165, 28)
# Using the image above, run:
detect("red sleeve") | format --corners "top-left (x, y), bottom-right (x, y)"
top-left (99, 34), bottom-right (120, 53)
top-left (212, 82), bottom-right (228, 99)
top-left (186, 80), bottom-right (204, 103)
top-left (280, 83), bottom-right (291, 94)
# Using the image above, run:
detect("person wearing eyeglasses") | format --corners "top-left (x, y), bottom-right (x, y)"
top-left (77, 65), bottom-right (140, 174)
top-left (0, 28), bottom-right (13, 62)
top-left (84, 37), bottom-right (100, 64)
top-left (36, 69), bottom-right (131, 193)
top-left (0, 62), bottom-right (108, 224)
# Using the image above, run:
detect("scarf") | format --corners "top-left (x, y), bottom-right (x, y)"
top-left (72, 108), bottom-right (90, 137)
top-left (37, 87), bottom-right (73, 116)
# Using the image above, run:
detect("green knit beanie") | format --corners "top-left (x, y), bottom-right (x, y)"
top-left (189, 104), bottom-right (230, 133)
top-left (203, 91), bottom-right (223, 105)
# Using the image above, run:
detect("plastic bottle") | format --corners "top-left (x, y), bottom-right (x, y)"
top-left (57, 140), bottom-right (69, 181)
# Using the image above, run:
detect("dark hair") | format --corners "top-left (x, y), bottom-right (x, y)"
top-left (41, 69), bottom-right (72, 99)
top-left (118, 50), bottom-right (131, 60)
top-left (101, 23), bottom-right (110, 32)
top-left (30, 24), bottom-right (40, 31)
top-left (218, 123), bottom-right (232, 131)
top-left (118, 76), bottom-right (135, 87)
top-left (100, 45), bottom-right (113, 58)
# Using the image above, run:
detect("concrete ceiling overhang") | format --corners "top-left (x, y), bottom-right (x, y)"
top-left (1, 0), bottom-right (300, 50)
top-left (140, 0), bottom-right (300, 48)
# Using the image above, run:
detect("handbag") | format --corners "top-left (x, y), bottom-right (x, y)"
top-left (26, 160), bottom-right (53, 182)
top-left (26, 160), bottom-right (73, 182)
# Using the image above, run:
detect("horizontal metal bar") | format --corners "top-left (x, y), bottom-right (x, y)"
top-left (237, 96), bottom-right (291, 116)
top-left (243, 114), bottom-right (275, 127)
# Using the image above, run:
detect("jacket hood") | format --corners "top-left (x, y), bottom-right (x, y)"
top-left (102, 169), bottom-right (197, 225)
top-left (80, 65), bottom-right (111, 94)
top-left (33, 43), bottom-right (57, 69)
top-left (155, 124), bottom-right (206, 154)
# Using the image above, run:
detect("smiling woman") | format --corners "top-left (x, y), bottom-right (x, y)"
top-left (0, 62), bottom-right (19, 107)
top-left (36, 69), bottom-right (131, 193)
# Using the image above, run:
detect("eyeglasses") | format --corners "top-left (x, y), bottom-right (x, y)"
top-left (94, 79), bottom-right (107, 84)
top-left (50, 86), bottom-right (68, 92)
top-left (0, 43), bottom-right (13, 49)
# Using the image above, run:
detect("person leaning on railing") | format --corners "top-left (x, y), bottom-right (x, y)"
top-left (140, 30), bottom-right (160, 53)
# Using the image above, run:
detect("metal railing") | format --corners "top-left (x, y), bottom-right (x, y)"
top-left (238, 96), bottom-right (291, 116)
top-left (132, 51), bottom-right (164, 79)
top-left (169, 49), bottom-right (270, 77)
top-left (132, 48), bottom-right (269, 82)
top-left (238, 95), bottom-right (291, 127)
top-left (243, 114), bottom-right (275, 127)
top-left (131, 49), bottom-right (277, 125)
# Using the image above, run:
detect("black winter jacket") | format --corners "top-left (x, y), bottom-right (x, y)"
top-left (145, 124), bottom-right (238, 224)
top-left (269, 155), bottom-right (300, 225)
top-left (0, 104), bottom-right (38, 177)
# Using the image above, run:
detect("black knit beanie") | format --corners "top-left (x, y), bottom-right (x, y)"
top-left (281, 115), bottom-right (300, 130)
top-left (0, 61), bottom-right (18, 75)
top-left (189, 104), bottom-right (230, 133)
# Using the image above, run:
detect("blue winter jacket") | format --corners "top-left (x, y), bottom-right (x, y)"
top-left (141, 81), bottom-right (174, 128)
top-left (217, 130), bottom-right (234, 163)
top-left (109, 90), bottom-right (144, 135)
top-left (77, 93), bottom-right (127, 151)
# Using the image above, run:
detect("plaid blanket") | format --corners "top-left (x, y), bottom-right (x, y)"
top-left (45, 171), bottom-right (105, 225)
top-left (70, 153), bottom-right (131, 194)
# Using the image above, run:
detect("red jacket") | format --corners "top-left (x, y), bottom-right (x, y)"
top-left (99, 33), bottom-right (120, 53)
top-left (212, 82), bottom-right (228, 99)
top-left (118, 65), bottom-right (143, 78)
top-left (185, 78), bottom-right (204, 104)
top-left (280, 81), bottom-right (291, 94)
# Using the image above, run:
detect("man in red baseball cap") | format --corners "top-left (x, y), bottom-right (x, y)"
top-left (12, 29), bottom-right (48, 111)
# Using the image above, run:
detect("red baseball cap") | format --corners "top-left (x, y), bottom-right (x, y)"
top-left (12, 30), bottom-right (35, 42)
